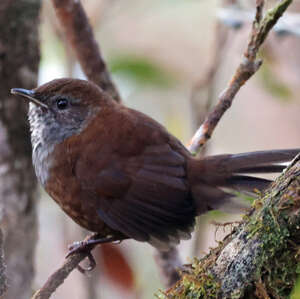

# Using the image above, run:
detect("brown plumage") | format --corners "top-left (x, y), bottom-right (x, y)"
top-left (11, 78), bottom-right (300, 250)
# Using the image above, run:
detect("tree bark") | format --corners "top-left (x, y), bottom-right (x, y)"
top-left (0, 1), bottom-right (41, 298)
top-left (0, 229), bottom-right (7, 297)
top-left (164, 154), bottom-right (300, 298)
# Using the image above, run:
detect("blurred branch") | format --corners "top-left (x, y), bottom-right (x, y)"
top-left (154, 247), bottom-right (182, 288)
top-left (190, 22), bottom-right (229, 131)
top-left (188, 0), bottom-right (293, 154)
top-left (51, 0), bottom-right (121, 102)
top-left (164, 155), bottom-right (300, 298)
top-left (190, 22), bottom-right (230, 256)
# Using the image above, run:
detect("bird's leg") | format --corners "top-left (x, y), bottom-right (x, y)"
top-left (66, 235), bottom-right (120, 257)
top-left (66, 234), bottom-right (124, 273)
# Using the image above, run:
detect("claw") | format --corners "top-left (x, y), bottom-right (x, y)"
top-left (68, 241), bottom-right (83, 251)
top-left (66, 241), bottom-right (87, 258)
top-left (76, 252), bottom-right (96, 274)
top-left (65, 240), bottom-right (97, 274)
top-left (65, 234), bottom-right (126, 274)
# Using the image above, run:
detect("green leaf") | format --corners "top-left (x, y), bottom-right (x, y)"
top-left (108, 54), bottom-right (176, 88)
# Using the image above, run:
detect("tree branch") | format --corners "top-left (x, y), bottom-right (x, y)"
top-left (188, 0), bottom-right (293, 154)
top-left (51, 0), bottom-right (121, 102)
top-left (32, 253), bottom-right (88, 299)
top-left (32, 234), bottom-right (100, 299)
top-left (0, 1), bottom-right (40, 298)
top-left (164, 154), bottom-right (300, 298)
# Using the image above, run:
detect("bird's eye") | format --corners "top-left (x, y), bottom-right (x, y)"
top-left (56, 98), bottom-right (68, 110)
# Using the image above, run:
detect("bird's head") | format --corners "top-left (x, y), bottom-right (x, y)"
top-left (11, 78), bottom-right (114, 146)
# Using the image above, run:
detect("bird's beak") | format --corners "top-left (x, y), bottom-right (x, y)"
top-left (10, 88), bottom-right (49, 109)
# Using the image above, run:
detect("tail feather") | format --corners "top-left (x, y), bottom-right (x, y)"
top-left (190, 149), bottom-right (299, 215)
top-left (222, 175), bottom-right (272, 192)
top-left (202, 149), bottom-right (299, 176)
top-left (234, 165), bottom-right (286, 174)
top-left (229, 149), bottom-right (300, 166)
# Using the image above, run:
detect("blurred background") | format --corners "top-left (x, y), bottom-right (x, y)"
top-left (30, 0), bottom-right (300, 298)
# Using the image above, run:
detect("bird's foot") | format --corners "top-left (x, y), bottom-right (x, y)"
top-left (66, 234), bottom-right (123, 274)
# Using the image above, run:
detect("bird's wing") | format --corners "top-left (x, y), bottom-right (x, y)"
top-left (75, 109), bottom-right (196, 250)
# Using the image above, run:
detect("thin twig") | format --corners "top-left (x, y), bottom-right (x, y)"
top-left (188, 0), bottom-right (293, 155)
top-left (32, 253), bottom-right (89, 299)
top-left (32, 235), bottom-right (98, 299)
top-left (51, 0), bottom-right (121, 102)
top-left (190, 21), bottom-right (229, 130)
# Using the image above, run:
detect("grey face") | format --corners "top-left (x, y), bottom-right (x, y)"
top-left (28, 93), bottom-right (92, 149)
top-left (11, 88), bottom-right (97, 185)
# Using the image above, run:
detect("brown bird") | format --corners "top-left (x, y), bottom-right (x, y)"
top-left (11, 78), bottom-right (299, 255)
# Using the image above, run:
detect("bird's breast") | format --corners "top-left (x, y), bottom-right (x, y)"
top-left (41, 141), bottom-right (109, 232)
top-left (32, 141), bottom-right (55, 187)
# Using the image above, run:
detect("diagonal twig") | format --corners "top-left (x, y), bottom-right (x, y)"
top-left (51, 0), bottom-right (121, 102)
top-left (32, 234), bottom-right (99, 299)
top-left (188, 0), bottom-right (293, 155)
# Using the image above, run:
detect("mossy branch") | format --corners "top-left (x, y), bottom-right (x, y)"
top-left (162, 155), bottom-right (300, 298)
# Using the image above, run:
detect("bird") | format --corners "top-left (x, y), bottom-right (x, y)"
top-left (11, 78), bottom-right (299, 256)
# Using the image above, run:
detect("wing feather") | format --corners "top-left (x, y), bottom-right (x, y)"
top-left (89, 144), bottom-right (195, 249)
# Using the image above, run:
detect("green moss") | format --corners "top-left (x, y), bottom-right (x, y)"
top-left (157, 256), bottom-right (222, 298)
top-left (167, 272), bottom-right (220, 299)
top-left (244, 175), bottom-right (300, 297)
top-left (183, 274), bottom-right (220, 299)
